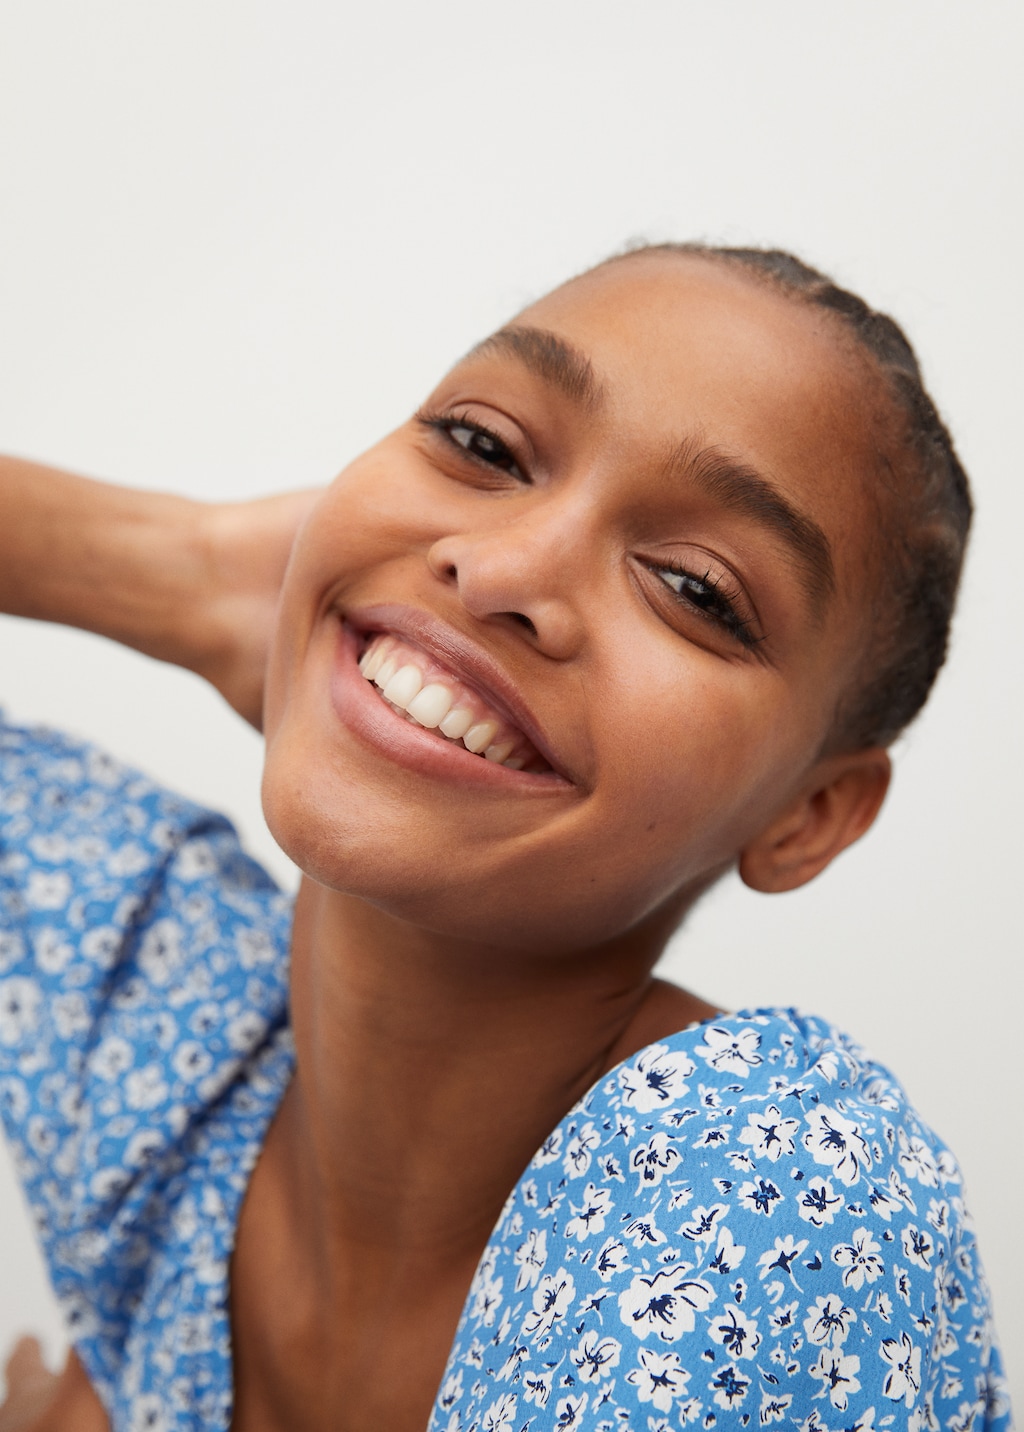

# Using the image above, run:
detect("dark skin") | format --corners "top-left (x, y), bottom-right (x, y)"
top-left (0, 253), bottom-right (894, 1430)
top-left (0, 1341), bottom-right (105, 1431)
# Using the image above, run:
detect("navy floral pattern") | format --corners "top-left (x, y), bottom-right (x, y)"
top-left (429, 1023), bottom-right (1011, 1431)
top-left (0, 716), bottom-right (1012, 1431)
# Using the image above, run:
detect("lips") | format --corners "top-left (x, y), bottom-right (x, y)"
top-left (331, 605), bottom-right (577, 787)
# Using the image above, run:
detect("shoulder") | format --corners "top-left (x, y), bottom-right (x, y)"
top-left (0, 711), bottom-right (291, 1007)
top-left (433, 1010), bottom-right (1011, 1432)
top-left (0, 712), bottom-right (277, 959)
top-left (0, 714), bottom-right (294, 1421)
top-left (0, 710), bottom-right (196, 848)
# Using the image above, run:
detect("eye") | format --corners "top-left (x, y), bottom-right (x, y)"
top-left (448, 422), bottom-right (520, 473)
top-left (651, 563), bottom-right (761, 649)
top-left (417, 410), bottom-right (526, 481)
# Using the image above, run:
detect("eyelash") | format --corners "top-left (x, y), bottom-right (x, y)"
top-left (417, 410), bottom-right (762, 650)
top-left (649, 564), bottom-right (762, 649)
top-left (416, 409), bottom-right (525, 480)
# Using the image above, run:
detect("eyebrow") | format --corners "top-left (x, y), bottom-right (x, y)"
top-left (671, 438), bottom-right (836, 611)
top-left (464, 324), bottom-right (835, 611)
top-left (467, 325), bottom-right (603, 410)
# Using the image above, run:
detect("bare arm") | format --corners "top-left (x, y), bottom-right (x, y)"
top-left (0, 456), bottom-right (319, 728)
top-left (0, 1340), bottom-right (107, 1432)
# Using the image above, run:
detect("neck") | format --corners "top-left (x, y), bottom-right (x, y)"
top-left (229, 876), bottom-right (718, 1431)
top-left (282, 877), bottom-right (716, 1256)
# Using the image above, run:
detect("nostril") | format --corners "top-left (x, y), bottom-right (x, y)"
top-left (506, 611), bottom-right (538, 637)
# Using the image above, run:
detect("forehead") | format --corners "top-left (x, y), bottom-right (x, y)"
top-left (507, 254), bottom-right (887, 583)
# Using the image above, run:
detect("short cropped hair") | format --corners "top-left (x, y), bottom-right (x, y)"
top-left (607, 243), bottom-right (972, 752)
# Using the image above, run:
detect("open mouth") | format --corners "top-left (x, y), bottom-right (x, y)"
top-left (357, 633), bottom-right (552, 774)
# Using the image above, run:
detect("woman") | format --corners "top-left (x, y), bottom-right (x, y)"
top-left (0, 245), bottom-right (1010, 1429)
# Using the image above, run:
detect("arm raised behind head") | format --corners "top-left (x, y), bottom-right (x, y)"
top-left (0, 456), bottom-right (319, 729)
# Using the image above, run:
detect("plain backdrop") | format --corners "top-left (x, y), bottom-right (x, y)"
top-left (0, 0), bottom-right (1020, 1409)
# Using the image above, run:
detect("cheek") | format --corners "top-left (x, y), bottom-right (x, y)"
top-left (262, 456), bottom-right (417, 738)
top-left (580, 664), bottom-right (819, 886)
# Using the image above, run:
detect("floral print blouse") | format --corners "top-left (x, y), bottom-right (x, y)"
top-left (0, 715), bottom-right (1011, 1432)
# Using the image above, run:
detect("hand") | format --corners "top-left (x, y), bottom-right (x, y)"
top-left (194, 488), bottom-right (321, 730)
top-left (0, 1339), bottom-right (108, 1432)
top-left (0, 1338), bottom-right (58, 1431)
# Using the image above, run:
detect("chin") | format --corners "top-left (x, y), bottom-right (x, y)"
top-left (263, 769), bottom-right (679, 959)
top-left (260, 695), bottom-right (732, 954)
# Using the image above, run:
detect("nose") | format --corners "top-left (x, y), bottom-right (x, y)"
top-left (426, 502), bottom-right (590, 661)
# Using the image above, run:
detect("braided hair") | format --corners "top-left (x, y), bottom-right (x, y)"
top-left (606, 243), bottom-right (972, 751)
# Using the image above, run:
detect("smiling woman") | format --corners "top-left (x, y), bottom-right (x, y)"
top-left (0, 247), bottom-right (1010, 1431)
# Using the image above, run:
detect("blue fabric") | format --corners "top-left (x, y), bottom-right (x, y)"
top-left (0, 715), bottom-right (1011, 1431)
top-left (431, 1025), bottom-right (1012, 1432)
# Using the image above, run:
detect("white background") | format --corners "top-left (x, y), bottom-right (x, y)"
top-left (0, 0), bottom-right (1020, 1410)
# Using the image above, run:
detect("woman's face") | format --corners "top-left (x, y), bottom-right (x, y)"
top-left (262, 254), bottom-right (885, 952)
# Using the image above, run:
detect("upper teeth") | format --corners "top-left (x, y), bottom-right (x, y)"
top-left (358, 635), bottom-right (536, 771)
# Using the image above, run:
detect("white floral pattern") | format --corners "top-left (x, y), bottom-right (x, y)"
top-left (427, 1012), bottom-right (1012, 1427)
top-left (0, 716), bottom-right (1013, 1432)
top-left (0, 717), bottom-right (294, 1429)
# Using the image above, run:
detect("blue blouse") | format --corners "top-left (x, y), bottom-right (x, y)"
top-left (0, 715), bottom-right (1011, 1431)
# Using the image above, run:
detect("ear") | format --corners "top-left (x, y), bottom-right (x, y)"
top-left (738, 748), bottom-right (891, 894)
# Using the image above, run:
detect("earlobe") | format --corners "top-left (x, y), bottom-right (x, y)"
top-left (738, 749), bottom-right (891, 894)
